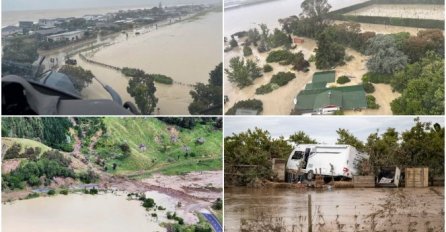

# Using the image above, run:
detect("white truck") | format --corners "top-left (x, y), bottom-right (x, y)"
top-left (285, 144), bottom-right (366, 182)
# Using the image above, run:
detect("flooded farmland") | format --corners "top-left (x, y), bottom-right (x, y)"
top-left (224, 187), bottom-right (445, 232)
top-left (2, 193), bottom-right (164, 232)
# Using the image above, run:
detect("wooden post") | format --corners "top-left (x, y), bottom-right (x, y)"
top-left (308, 194), bottom-right (312, 232)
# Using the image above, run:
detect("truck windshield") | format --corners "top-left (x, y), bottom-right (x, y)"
top-left (292, 151), bottom-right (303, 160)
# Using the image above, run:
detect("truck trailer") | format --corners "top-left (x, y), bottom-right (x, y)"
top-left (285, 144), bottom-right (366, 182)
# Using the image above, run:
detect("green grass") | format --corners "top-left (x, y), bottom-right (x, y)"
top-left (2, 137), bottom-right (52, 154)
top-left (98, 118), bottom-right (222, 176)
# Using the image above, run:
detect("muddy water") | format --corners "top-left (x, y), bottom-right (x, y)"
top-left (225, 187), bottom-right (444, 232)
top-left (224, 0), bottom-right (368, 37)
top-left (2, 193), bottom-right (164, 232)
top-left (80, 12), bottom-right (221, 115)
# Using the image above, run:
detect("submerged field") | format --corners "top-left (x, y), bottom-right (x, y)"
top-left (344, 4), bottom-right (444, 20)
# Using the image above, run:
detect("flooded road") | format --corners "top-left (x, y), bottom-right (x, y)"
top-left (224, 187), bottom-right (444, 232)
top-left (2, 193), bottom-right (164, 232)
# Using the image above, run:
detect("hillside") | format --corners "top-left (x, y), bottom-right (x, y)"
top-left (94, 118), bottom-right (222, 177)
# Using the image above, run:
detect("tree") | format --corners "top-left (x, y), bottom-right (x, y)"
top-left (247, 28), bottom-right (261, 46)
top-left (366, 35), bottom-right (407, 74)
top-left (315, 27), bottom-right (345, 69)
top-left (299, 0), bottom-right (331, 36)
top-left (270, 28), bottom-right (291, 48)
top-left (59, 65), bottom-right (94, 91)
top-left (224, 128), bottom-right (275, 185)
top-left (243, 46), bottom-right (253, 56)
top-left (125, 68), bottom-right (158, 114)
top-left (2, 36), bottom-right (38, 63)
top-left (225, 57), bottom-right (262, 88)
top-left (289, 131), bottom-right (317, 144)
top-left (336, 128), bottom-right (364, 151)
top-left (189, 63), bottom-right (222, 115)
top-left (390, 51), bottom-right (444, 115)
top-left (229, 37), bottom-right (238, 48)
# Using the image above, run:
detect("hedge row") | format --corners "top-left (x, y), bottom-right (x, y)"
top-left (332, 14), bottom-right (444, 29)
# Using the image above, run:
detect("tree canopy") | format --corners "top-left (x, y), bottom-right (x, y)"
top-left (189, 63), bottom-right (223, 115)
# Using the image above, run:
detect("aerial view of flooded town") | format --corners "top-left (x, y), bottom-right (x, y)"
top-left (2, 0), bottom-right (222, 115)
top-left (224, 0), bottom-right (444, 115)
top-left (2, 117), bottom-right (222, 232)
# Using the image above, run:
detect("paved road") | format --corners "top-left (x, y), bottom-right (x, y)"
top-left (201, 211), bottom-right (222, 232)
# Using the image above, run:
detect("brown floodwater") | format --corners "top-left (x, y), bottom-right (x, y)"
top-left (2, 193), bottom-right (165, 232)
top-left (224, 187), bottom-right (444, 232)
top-left (78, 11), bottom-right (222, 115)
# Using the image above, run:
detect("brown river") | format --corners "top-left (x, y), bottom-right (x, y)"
top-left (2, 190), bottom-right (200, 232)
top-left (224, 187), bottom-right (444, 232)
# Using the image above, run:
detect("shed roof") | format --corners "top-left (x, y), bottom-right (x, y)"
top-left (313, 71), bottom-right (335, 83)
top-left (305, 82), bottom-right (327, 90)
top-left (295, 84), bottom-right (367, 112)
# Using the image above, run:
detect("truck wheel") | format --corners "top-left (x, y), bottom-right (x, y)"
top-left (306, 170), bottom-right (314, 181)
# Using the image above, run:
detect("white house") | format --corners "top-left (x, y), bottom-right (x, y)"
top-left (47, 30), bottom-right (84, 42)
top-left (38, 19), bottom-right (58, 29)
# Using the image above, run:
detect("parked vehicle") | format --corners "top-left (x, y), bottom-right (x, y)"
top-left (285, 144), bottom-right (366, 181)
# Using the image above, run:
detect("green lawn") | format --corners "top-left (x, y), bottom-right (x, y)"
top-left (98, 118), bottom-right (222, 175)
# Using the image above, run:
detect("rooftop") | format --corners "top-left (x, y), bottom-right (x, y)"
top-left (295, 84), bottom-right (367, 113)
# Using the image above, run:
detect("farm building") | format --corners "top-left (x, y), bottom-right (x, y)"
top-left (293, 37), bottom-right (304, 44)
top-left (294, 70), bottom-right (366, 114)
top-left (235, 108), bottom-right (259, 115)
top-left (294, 85), bottom-right (367, 114)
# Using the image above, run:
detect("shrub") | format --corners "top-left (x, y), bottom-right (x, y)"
top-left (47, 189), bottom-right (56, 195)
top-left (270, 72), bottom-right (296, 86)
top-left (229, 38), bottom-right (238, 48)
top-left (362, 72), bottom-right (392, 84)
top-left (243, 46), bottom-right (253, 56)
top-left (89, 188), bottom-right (98, 195)
top-left (212, 198), bottom-right (222, 210)
top-left (157, 205), bottom-right (166, 210)
top-left (226, 99), bottom-right (263, 115)
top-left (266, 50), bottom-right (294, 63)
top-left (60, 189), bottom-right (69, 195)
top-left (152, 74), bottom-right (173, 85)
top-left (263, 64), bottom-right (273, 72)
top-left (345, 55), bottom-right (354, 62)
top-left (334, 110), bottom-right (344, 115)
top-left (308, 55), bottom-right (315, 62)
top-left (255, 84), bottom-right (274, 94)
top-left (363, 82), bottom-right (375, 93)
top-left (367, 95), bottom-right (380, 109)
top-left (26, 192), bottom-right (39, 199)
top-left (337, 76), bottom-right (351, 84)
top-left (79, 169), bottom-right (99, 184)
top-left (142, 198), bottom-right (156, 208)
top-left (4, 143), bottom-right (22, 159)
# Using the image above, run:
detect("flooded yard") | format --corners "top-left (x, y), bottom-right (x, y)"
top-left (224, 187), bottom-right (444, 232)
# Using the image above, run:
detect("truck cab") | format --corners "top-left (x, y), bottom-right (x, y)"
top-left (285, 144), bottom-right (316, 181)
